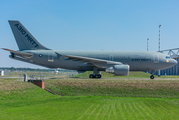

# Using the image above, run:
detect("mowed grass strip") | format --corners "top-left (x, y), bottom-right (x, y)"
top-left (1, 96), bottom-right (179, 120)
top-left (46, 79), bottom-right (179, 98)
top-left (74, 71), bottom-right (179, 79)
top-left (73, 71), bottom-right (154, 78)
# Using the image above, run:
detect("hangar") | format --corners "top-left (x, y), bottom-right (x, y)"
top-left (155, 48), bottom-right (179, 75)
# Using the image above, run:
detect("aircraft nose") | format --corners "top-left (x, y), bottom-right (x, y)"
top-left (171, 59), bottom-right (178, 65)
top-left (170, 59), bottom-right (178, 66)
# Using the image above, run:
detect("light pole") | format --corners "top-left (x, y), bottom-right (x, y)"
top-left (159, 25), bottom-right (161, 52)
top-left (147, 38), bottom-right (149, 51)
top-left (158, 25), bottom-right (161, 77)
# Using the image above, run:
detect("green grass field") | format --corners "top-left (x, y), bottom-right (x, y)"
top-left (73, 71), bottom-right (179, 79)
top-left (1, 77), bottom-right (179, 119)
top-left (1, 96), bottom-right (179, 120)
top-left (1, 71), bottom-right (71, 78)
top-left (73, 71), bottom-right (153, 78)
top-left (45, 78), bottom-right (179, 98)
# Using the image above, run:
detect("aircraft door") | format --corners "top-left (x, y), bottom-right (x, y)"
top-left (48, 52), bottom-right (54, 62)
top-left (153, 54), bottom-right (159, 63)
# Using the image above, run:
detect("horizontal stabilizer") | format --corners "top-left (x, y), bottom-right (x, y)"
top-left (2, 48), bottom-right (33, 58)
top-left (9, 55), bottom-right (56, 68)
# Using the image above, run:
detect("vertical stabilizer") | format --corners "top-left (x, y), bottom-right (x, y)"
top-left (8, 20), bottom-right (49, 50)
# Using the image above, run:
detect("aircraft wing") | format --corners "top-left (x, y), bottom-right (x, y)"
top-left (2, 48), bottom-right (33, 58)
top-left (62, 55), bottom-right (123, 68)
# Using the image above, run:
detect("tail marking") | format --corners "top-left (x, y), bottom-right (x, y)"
top-left (14, 23), bottom-right (39, 48)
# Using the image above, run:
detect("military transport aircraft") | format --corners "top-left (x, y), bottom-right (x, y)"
top-left (2, 20), bottom-right (178, 79)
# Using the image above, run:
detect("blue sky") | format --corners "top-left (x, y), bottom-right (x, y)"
top-left (1, 0), bottom-right (179, 68)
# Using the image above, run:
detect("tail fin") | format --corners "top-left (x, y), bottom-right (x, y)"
top-left (8, 20), bottom-right (49, 50)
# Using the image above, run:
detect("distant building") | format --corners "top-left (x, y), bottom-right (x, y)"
top-left (0, 70), bottom-right (4, 76)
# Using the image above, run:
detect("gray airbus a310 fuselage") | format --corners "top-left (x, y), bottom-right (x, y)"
top-left (2, 20), bottom-right (177, 79)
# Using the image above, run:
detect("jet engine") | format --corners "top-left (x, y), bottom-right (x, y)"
top-left (105, 65), bottom-right (130, 76)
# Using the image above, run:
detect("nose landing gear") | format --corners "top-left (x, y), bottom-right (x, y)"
top-left (150, 75), bottom-right (154, 79)
top-left (150, 71), bottom-right (155, 79)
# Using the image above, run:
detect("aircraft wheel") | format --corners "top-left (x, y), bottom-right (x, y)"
top-left (150, 75), bottom-right (154, 79)
top-left (98, 74), bottom-right (101, 78)
top-left (89, 74), bottom-right (94, 78)
top-left (94, 74), bottom-right (101, 79)
top-left (94, 75), bottom-right (98, 78)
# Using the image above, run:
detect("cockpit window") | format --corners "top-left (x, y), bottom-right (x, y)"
top-left (166, 56), bottom-right (172, 59)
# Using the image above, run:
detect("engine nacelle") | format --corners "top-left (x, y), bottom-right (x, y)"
top-left (105, 65), bottom-right (130, 76)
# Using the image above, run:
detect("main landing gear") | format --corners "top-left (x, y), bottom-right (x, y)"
top-left (89, 74), bottom-right (101, 78)
top-left (89, 67), bottom-right (101, 79)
